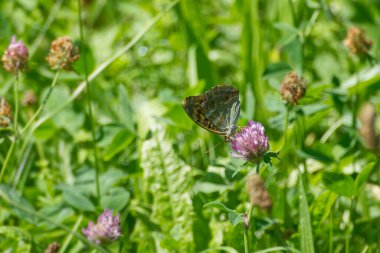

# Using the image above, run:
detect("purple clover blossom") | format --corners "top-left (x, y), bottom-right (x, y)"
top-left (2, 36), bottom-right (29, 74)
top-left (230, 120), bottom-right (269, 163)
top-left (82, 209), bottom-right (121, 244)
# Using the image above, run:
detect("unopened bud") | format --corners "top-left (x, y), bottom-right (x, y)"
top-left (22, 90), bottom-right (37, 107)
top-left (359, 103), bottom-right (378, 150)
top-left (0, 98), bottom-right (12, 128)
top-left (242, 213), bottom-right (250, 231)
top-left (280, 72), bottom-right (306, 105)
top-left (343, 27), bottom-right (372, 56)
top-left (46, 36), bottom-right (79, 70)
top-left (246, 174), bottom-right (272, 211)
top-left (44, 242), bottom-right (60, 253)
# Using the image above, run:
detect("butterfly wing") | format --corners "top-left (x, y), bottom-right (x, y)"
top-left (203, 85), bottom-right (240, 137)
top-left (182, 85), bottom-right (240, 137)
top-left (182, 95), bottom-right (226, 135)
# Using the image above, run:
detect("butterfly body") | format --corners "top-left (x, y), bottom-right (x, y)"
top-left (182, 85), bottom-right (240, 140)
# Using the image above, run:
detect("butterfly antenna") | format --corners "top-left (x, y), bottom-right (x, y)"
top-left (204, 139), bottom-right (227, 154)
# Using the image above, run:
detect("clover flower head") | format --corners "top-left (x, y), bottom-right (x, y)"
top-left (230, 120), bottom-right (269, 163)
top-left (46, 36), bottom-right (79, 70)
top-left (2, 36), bottom-right (29, 74)
top-left (344, 27), bottom-right (372, 56)
top-left (82, 209), bottom-right (121, 244)
top-left (280, 72), bottom-right (306, 105)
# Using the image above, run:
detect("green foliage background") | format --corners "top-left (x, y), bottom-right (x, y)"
top-left (1, 0), bottom-right (380, 252)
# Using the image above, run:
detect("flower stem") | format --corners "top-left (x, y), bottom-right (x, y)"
top-left (283, 105), bottom-right (290, 149)
top-left (14, 74), bottom-right (19, 137)
top-left (78, 0), bottom-right (101, 202)
top-left (329, 212), bottom-right (333, 253)
top-left (0, 75), bottom-right (20, 183)
top-left (20, 70), bottom-right (61, 137)
top-left (345, 197), bottom-right (355, 253)
top-left (244, 202), bottom-right (255, 253)
top-left (244, 228), bottom-right (249, 253)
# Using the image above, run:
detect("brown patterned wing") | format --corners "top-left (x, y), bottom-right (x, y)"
top-left (182, 85), bottom-right (240, 138)
top-left (203, 85), bottom-right (240, 137)
top-left (182, 94), bottom-right (226, 135)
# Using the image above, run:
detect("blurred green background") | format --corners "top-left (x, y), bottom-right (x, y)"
top-left (1, 0), bottom-right (380, 252)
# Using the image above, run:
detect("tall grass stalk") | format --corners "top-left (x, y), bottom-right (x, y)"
top-left (0, 74), bottom-right (20, 183)
top-left (241, 0), bottom-right (264, 122)
top-left (78, 0), bottom-right (101, 202)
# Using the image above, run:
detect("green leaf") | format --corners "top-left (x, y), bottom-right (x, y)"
top-left (101, 187), bottom-right (130, 212)
top-left (117, 85), bottom-right (135, 133)
top-left (263, 151), bottom-right (280, 167)
top-left (228, 212), bottom-right (243, 227)
top-left (299, 178), bottom-right (315, 253)
top-left (284, 38), bottom-right (303, 74)
top-left (204, 201), bottom-right (243, 227)
top-left (141, 124), bottom-right (194, 252)
top-left (33, 120), bottom-right (57, 141)
top-left (354, 162), bottom-right (375, 196)
top-left (203, 201), bottom-right (234, 213)
top-left (103, 128), bottom-right (134, 161)
top-left (0, 185), bottom-right (36, 224)
top-left (37, 205), bottom-right (74, 229)
top-left (62, 188), bottom-right (95, 211)
top-left (263, 62), bottom-right (292, 79)
top-left (322, 172), bottom-right (355, 197)
top-left (273, 23), bottom-right (299, 47)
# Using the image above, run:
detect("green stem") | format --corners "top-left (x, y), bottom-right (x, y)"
top-left (20, 70), bottom-right (61, 137)
top-left (0, 141), bottom-right (15, 183)
top-left (345, 198), bottom-right (354, 253)
top-left (283, 105), bottom-right (290, 149)
top-left (14, 74), bottom-right (19, 137)
top-left (244, 202), bottom-right (255, 253)
top-left (329, 211), bottom-right (333, 253)
top-left (78, 0), bottom-right (101, 202)
top-left (245, 163), bottom-right (260, 253)
top-left (244, 227), bottom-right (249, 253)
top-left (0, 75), bottom-right (20, 183)
top-left (59, 214), bottom-right (83, 253)
top-left (0, 191), bottom-right (110, 253)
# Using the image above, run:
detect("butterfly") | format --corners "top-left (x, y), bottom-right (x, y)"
top-left (182, 85), bottom-right (240, 141)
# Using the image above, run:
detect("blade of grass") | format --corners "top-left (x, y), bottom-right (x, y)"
top-left (299, 174), bottom-right (315, 253)
top-left (241, 0), bottom-right (265, 122)
top-left (78, 0), bottom-right (101, 203)
top-left (177, 0), bottom-right (216, 87)
top-left (29, 0), bottom-right (64, 56)
top-left (58, 214), bottom-right (83, 253)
